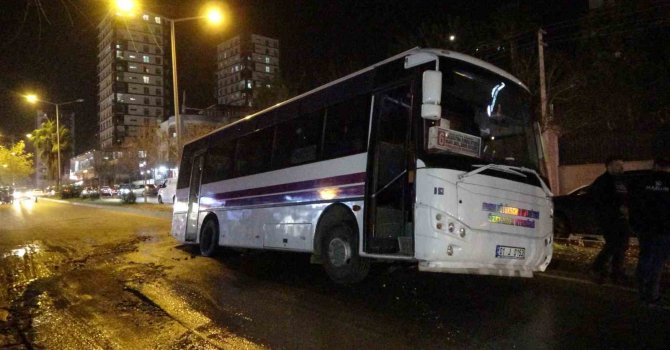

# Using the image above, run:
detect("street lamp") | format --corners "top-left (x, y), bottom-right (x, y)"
top-left (25, 94), bottom-right (84, 190)
top-left (113, 0), bottom-right (224, 151)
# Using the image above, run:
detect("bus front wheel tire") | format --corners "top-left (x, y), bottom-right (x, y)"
top-left (322, 224), bottom-right (370, 284)
top-left (199, 220), bottom-right (219, 257)
top-left (157, 195), bottom-right (163, 204)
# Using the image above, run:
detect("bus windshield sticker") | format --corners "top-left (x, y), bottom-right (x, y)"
top-left (427, 126), bottom-right (481, 158)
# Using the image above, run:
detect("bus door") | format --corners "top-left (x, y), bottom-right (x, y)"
top-left (185, 152), bottom-right (205, 242)
top-left (365, 84), bottom-right (414, 256)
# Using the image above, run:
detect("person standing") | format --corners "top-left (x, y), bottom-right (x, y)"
top-left (631, 157), bottom-right (670, 307)
top-left (590, 156), bottom-right (631, 284)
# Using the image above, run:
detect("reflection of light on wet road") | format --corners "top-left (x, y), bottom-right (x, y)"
top-left (0, 242), bottom-right (49, 297)
top-left (12, 197), bottom-right (36, 216)
top-left (1, 243), bottom-right (41, 259)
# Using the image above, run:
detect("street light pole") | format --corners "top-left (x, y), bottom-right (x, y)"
top-left (55, 103), bottom-right (61, 190)
top-left (170, 18), bottom-right (182, 152)
top-left (24, 96), bottom-right (83, 191)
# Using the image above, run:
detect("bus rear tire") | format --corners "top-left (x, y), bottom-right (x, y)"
top-left (158, 195), bottom-right (163, 204)
top-left (199, 219), bottom-right (219, 257)
top-left (322, 224), bottom-right (370, 284)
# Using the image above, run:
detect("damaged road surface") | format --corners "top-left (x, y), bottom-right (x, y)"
top-left (2, 199), bottom-right (670, 349)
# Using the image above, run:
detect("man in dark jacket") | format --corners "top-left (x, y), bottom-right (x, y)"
top-left (590, 156), bottom-right (631, 283)
top-left (631, 158), bottom-right (670, 306)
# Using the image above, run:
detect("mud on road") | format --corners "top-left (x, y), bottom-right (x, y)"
top-left (0, 201), bottom-right (260, 349)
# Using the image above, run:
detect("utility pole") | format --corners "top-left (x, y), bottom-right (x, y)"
top-left (537, 28), bottom-right (559, 194)
top-left (538, 28), bottom-right (548, 127)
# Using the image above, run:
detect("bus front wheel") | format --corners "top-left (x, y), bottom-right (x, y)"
top-left (199, 219), bottom-right (219, 257)
top-left (322, 224), bottom-right (370, 284)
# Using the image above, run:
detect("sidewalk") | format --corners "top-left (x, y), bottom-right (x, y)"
top-left (541, 238), bottom-right (670, 296)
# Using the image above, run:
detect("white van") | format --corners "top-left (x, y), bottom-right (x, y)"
top-left (157, 178), bottom-right (177, 204)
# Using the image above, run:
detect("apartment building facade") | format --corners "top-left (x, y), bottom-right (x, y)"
top-left (216, 34), bottom-right (280, 106)
top-left (97, 11), bottom-right (171, 150)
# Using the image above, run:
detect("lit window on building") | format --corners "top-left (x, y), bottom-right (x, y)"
top-left (265, 56), bottom-right (270, 63)
top-left (143, 55), bottom-right (150, 63)
top-left (143, 76), bottom-right (150, 84)
top-left (155, 17), bottom-right (161, 24)
top-left (143, 14), bottom-right (149, 21)
top-left (265, 66), bottom-right (271, 73)
top-left (247, 81), bottom-right (252, 89)
top-left (129, 54), bottom-right (136, 59)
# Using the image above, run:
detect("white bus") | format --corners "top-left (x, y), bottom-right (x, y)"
top-left (170, 48), bottom-right (553, 283)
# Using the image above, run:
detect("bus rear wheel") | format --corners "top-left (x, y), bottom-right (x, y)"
top-left (199, 219), bottom-right (219, 257)
top-left (322, 224), bottom-right (370, 284)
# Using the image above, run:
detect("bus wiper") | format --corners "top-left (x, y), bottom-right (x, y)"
top-left (459, 164), bottom-right (553, 197)
top-left (459, 163), bottom-right (527, 179)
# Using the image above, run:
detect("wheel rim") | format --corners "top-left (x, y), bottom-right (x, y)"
top-left (328, 237), bottom-right (351, 267)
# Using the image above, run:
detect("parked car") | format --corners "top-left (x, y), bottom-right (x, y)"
top-left (552, 169), bottom-right (652, 237)
top-left (157, 178), bottom-right (176, 204)
top-left (45, 186), bottom-right (57, 196)
top-left (99, 186), bottom-right (115, 196)
top-left (81, 187), bottom-right (100, 199)
top-left (0, 187), bottom-right (13, 204)
top-left (60, 185), bottom-right (83, 199)
top-left (143, 184), bottom-right (158, 196)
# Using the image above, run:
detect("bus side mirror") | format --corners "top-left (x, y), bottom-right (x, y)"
top-left (421, 70), bottom-right (442, 120)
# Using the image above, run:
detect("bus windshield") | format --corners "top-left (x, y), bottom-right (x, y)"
top-left (421, 61), bottom-right (540, 172)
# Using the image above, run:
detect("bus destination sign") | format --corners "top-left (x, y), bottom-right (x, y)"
top-left (428, 127), bottom-right (481, 158)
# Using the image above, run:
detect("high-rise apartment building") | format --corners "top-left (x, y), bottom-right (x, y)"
top-left (97, 12), bottom-right (171, 150)
top-left (216, 34), bottom-right (280, 106)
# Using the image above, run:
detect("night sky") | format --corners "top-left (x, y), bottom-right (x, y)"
top-left (0, 0), bottom-right (580, 154)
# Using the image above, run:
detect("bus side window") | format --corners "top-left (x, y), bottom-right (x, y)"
top-left (234, 128), bottom-right (274, 177)
top-left (273, 111), bottom-right (322, 168)
top-left (322, 94), bottom-right (370, 159)
top-left (177, 146), bottom-right (194, 189)
top-left (202, 139), bottom-right (234, 184)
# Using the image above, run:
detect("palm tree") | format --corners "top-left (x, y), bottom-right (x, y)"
top-left (29, 120), bottom-right (71, 183)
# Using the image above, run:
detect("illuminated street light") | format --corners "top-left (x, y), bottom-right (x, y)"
top-left (449, 34), bottom-right (456, 42)
top-left (112, 0), bottom-right (224, 151)
top-left (24, 94), bottom-right (84, 190)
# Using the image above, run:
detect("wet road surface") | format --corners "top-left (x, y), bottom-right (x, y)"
top-left (1, 199), bottom-right (669, 349)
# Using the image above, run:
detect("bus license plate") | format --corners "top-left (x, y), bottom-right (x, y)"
top-left (495, 245), bottom-right (526, 259)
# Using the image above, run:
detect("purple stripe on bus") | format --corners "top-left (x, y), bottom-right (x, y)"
top-left (199, 184), bottom-right (365, 209)
top-left (211, 172), bottom-right (366, 201)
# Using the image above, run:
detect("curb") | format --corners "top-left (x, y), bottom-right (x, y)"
top-left (40, 197), bottom-right (172, 220)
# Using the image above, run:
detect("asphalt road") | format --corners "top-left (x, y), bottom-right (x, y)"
top-left (1, 199), bottom-right (669, 349)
